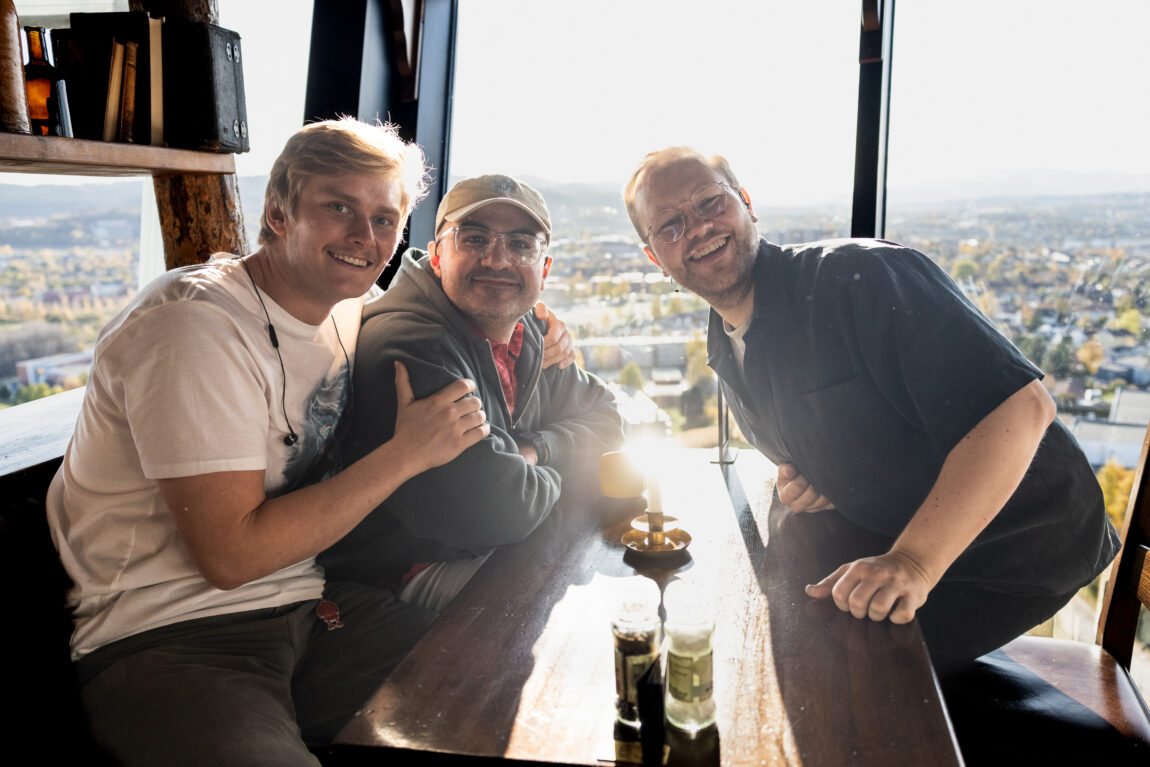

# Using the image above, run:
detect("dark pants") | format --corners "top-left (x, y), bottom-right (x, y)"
top-left (76, 581), bottom-right (436, 767)
top-left (917, 581), bottom-right (1078, 677)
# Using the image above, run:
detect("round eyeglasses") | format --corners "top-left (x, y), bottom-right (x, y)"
top-left (646, 182), bottom-right (734, 244)
top-left (439, 225), bottom-right (548, 266)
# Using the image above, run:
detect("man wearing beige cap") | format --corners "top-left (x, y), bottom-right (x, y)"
top-left (321, 174), bottom-right (624, 610)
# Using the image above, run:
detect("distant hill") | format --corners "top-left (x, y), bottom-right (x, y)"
top-left (0, 180), bottom-right (143, 218)
top-left (2, 170), bottom-right (1147, 234)
top-left (0, 177), bottom-right (270, 220)
top-left (890, 170), bottom-right (1150, 208)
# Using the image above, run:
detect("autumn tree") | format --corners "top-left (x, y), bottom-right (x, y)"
top-left (1042, 339), bottom-right (1074, 379)
top-left (684, 338), bottom-right (715, 392)
top-left (951, 259), bottom-right (980, 282)
top-left (1014, 335), bottom-right (1048, 366)
top-left (1109, 309), bottom-right (1141, 335)
top-left (1096, 457), bottom-right (1135, 531)
top-left (1076, 338), bottom-right (1104, 375)
top-left (619, 361), bottom-right (645, 390)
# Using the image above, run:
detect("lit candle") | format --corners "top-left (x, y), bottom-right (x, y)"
top-left (647, 472), bottom-right (662, 513)
top-left (647, 472), bottom-right (665, 545)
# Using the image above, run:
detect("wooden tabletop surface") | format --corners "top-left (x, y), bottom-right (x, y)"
top-left (332, 449), bottom-right (964, 766)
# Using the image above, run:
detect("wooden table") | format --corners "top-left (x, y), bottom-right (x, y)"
top-left (331, 449), bottom-right (964, 766)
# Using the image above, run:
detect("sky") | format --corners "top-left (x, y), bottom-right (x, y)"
top-left (446, 0), bottom-right (1150, 206)
top-left (5, 0), bottom-right (1149, 207)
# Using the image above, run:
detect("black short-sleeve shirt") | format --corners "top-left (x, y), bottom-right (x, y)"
top-left (709, 239), bottom-right (1119, 596)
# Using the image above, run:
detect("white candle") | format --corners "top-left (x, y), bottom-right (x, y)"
top-left (647, 472), bottom-right (662, 513)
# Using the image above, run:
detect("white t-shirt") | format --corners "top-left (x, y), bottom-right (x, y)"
top-left (47, 255), bottom-right (364, 659)
top-left (724, 315), bottom-right (752, 381)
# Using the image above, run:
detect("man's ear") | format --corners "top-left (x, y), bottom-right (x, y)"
top-left (643, 246), bottom-right (665, 275)
top-left (740, 187), bottom-right (758, 222)
top-left (428, 240), bottom-right (442, 277)
top-left (540, 256), bottom-right (552, 285)
top-left (266, 200), bottom-right (288, 236)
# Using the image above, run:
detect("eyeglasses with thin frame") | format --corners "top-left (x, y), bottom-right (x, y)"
top-left (646, 181), bottom-right (735, 244)
top-left (438, 225), bottom-right (549, 266)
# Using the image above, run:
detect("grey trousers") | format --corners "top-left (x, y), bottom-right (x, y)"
top-left (76, 580), bottom-right (437, 767)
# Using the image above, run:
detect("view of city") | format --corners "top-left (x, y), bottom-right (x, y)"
top-left (4, 178), bottom-right (1148, 455)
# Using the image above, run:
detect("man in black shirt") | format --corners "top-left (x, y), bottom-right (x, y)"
top-left (623, 146), bottom-right (1120, 672)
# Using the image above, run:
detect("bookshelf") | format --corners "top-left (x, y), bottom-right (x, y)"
top-left (0, 131), bottom-right (235, 175)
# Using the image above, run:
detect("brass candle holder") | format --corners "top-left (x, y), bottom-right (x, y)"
top-left (600, 451), bottom-right (691, 557)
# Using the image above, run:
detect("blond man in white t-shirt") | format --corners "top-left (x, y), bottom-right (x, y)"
top-left (47, 119), bottom-right (492, 766)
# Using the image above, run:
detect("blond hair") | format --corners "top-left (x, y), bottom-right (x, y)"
top-left (623, 147), bottom-right (742, 244)
top-left (258, 118), bottom-right (430, 245)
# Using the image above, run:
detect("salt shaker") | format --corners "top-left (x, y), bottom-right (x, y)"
top-left (663, 579), bottom-right (716, 734)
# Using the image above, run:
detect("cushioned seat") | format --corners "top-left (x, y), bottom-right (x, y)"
top-left (942, 424), bottom-right (1150, 766)
top-left (943, 640), bottom-right (1150, 765)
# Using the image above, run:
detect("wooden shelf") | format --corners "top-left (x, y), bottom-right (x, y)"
top-left (0, 132), bottom-right (236, 177)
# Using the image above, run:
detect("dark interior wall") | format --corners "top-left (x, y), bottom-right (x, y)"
top-left (303, 0), bottom-right (407, 129)
top-left (304, 0), bottom-right (455, 287)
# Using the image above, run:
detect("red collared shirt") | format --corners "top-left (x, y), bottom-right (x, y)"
top-left (473, 321), bottom-right (525, 414)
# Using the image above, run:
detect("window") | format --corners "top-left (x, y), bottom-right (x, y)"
top-left (450, 0), bottom-right (858, 443)
top-left (886, 0), bottom-right (1150, 683)
top-left (0, 0), bottom-right (312, 408)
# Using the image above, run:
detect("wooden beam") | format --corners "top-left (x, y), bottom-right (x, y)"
top-left (153, 173), bottom-right (248, 269)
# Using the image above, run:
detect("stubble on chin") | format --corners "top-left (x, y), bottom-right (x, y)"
top-left (683, 231), bottom-right (758, 311)
top-left (458, 283), bottom-right (534, 328)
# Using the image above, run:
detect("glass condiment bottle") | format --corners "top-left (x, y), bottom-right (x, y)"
top-left (0, 0), bottom-right (31, 133)
top-left (611, 576), bottom-right (661, 727)
top-left (23, 26), bottom-right (58, 136)
top-left (663, 579), bottom-right (716, 734)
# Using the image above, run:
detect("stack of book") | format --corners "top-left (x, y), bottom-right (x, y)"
top-left (54, 10), bottom-right (162, 145)
top-left (51, 11), bottom-right (249, 153)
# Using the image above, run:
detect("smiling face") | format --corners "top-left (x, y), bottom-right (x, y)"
top-left (635, 157), bottom-right (759, 317)
top-left (430, 202), bottom-right (550, 342)
top-left (265, 171), bottom-right (406, 323)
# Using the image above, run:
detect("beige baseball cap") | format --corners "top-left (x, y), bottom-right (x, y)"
top-left (435, 174), bottom-right (551, 240)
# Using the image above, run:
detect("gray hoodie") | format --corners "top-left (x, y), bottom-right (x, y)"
top-left (320, 250), bottom-right (624, 587)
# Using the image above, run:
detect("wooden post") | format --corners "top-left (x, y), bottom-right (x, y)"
top-left (131, 0), bottom-right (248, 268)
top-left (153, 173), bottom-right (248, 268)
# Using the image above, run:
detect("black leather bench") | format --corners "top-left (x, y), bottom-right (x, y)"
top-left (0, 456), bottom-right (114, 764)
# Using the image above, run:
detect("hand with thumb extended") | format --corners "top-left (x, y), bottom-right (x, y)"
top-left (391, 360), bottom-right (490, 471)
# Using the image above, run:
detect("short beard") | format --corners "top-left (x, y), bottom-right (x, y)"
top-left (685, 227), bottom-right (758, 312)
top-left (697, 273), bottom-right (754, 313)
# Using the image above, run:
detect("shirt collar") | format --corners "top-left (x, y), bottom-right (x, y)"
top-left (706, 239), bottom-right (793, 372)
top-left (469, 320), bottom-right (525, 358)
top-left (748, 239), bottom-right (794, 326)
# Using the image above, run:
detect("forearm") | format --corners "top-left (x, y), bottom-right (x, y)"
top-left (166, 365), bottom-right (486, 590)
top-left (389, 443), bottom-right (562, 551)
top-left (533, 369), bottom-right (625, 474)
top-left (168, 439), bottom-right (429, 589)
top-left (889, 379), bottom-right (1055, 587)
top-left (256, 441), bottom-right (431, 565)
top-left (535, 411), bottom-right (625, 474)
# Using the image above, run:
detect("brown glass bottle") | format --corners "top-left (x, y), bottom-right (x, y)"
top-left (23, 26), bottom-right (58, 135)
top-left (0, 0), bottom-right (31, 133)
